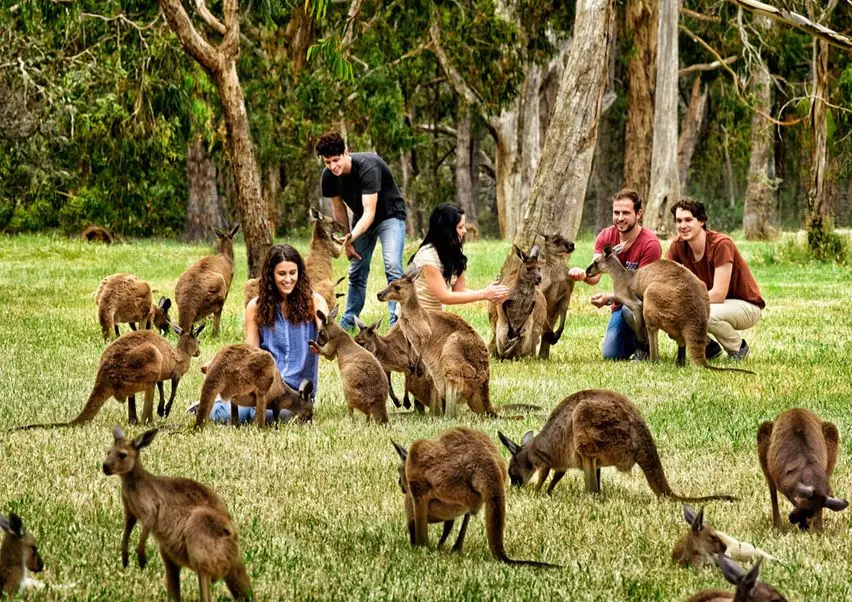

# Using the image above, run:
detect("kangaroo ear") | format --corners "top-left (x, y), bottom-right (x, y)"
top-left (159, 297), bottom-right (172, 311)
top-left (682, 503), bottom-right (697, 526)
top-left (132, 429), bottom-right (158, 450)
top-left (113, 424), bottom-right (126, 442)
top-left (214, 227), bottom-right (225, 239)
top-left (316, 310), bottom-right (328, 326)
top-left (690, 507), bottom-right (705, 533)
top-left (497, 431), bottom-right (520, 456)
top-left (299, 379), bottom-right (314, 397)
top-left (825, 496), bottom-right (849, 512)
top-left (371, 317), bottom-right (384, 331)
top-left (328, 305), bottom-right (340, 320)
top-left (513, 244), bottom-right (526, 261)
top-left (405, 266), bottom-right (424, 281)
top-left (391, 440), bottom-right (408, 462)
top-left (7, 513), bottom-right (23, 537)
top-left (229, 224), bottom-right (240, 238)
top-left (795, 482), bottom-right (815, 498)
top-left (354, 317), bottom-right (367, 330)
top-left (192, 323), bottom-right (206, 337)
top-left (171, 323), bottom-right (184, 336)
top-left (521, 430), bottom-right (535, 447)
top-left (602, 245), bottom-right (613, 256)
top-left (736, 558), bottom-right (762, 598)
top-left (0, 515), bottom-right (9, 535)
top-left (529, 244), bottom-right (540, 259)
top-left (309, 208), bottom-right (320, 222)
top-left (718, 553), bottom-right (746, 585)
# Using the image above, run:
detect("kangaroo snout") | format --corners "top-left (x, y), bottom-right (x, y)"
top-left (102, 463), bottom-right (113, 475)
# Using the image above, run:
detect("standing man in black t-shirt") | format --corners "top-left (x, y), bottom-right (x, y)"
top-left (316, 132), bottom-right (407, 329)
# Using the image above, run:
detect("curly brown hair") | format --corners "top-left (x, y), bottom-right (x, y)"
top-left (315, 132), bottom-right (346, 158)
top-left (671, 197), bottom-right (708, 229)
top-left (256, 245), bottom-right (315, 328)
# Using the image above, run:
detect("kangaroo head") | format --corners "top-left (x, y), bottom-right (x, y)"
top-left (153, 297), bottom-right (172, 335)
top-left (585, 244), bottom-right (624, 279)
top-left (295, 379), bottom-right (315, 422)
top-left (173, 323), bottom-right (205, 358)
top-left (213, 225), bottom-right (240, 259)
top-left (310, 208), bottom-right (345, 246)
top-left (498, 430), bottom-right (537, 487)
top-left (513, 244), bottom-right (543, 286)
top-left (541, 233), bottom-right (575, 257)
top-left (675, 504), bottom-right (726, 567)
top-left (789, 482), bottom-right (848, 530)
top-left (103, 426), bottom-right (158, 476)
top-left (377, 267), bottom-right (423, 303)
top-left (391, 441), bottom-right (408, 494)
top-left (718, 554), bottom-right (787, 602)
top-left (353, 317), bottom-right (383, 353)
top-left (0, 513), bottom-right (44, 574)
top-left (312, 306), bottom-right (346, 356)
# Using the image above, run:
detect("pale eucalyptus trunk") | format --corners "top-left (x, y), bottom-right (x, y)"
top-left (186, 138), bottom-right (225, 241)
top-left (678, 76), bottom-right (709, 192)
top-left (455, 107), bottom-right (479, 228)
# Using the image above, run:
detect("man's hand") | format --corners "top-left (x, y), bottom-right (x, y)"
top-left (568, 267), bottom-right (587, 282)
top-left (343, 233), bottom-right (362, 260)
top-left (590, 293), bottom-right (612, 308)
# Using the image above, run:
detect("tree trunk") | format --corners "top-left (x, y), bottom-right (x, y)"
top-left (743, 20), bottom-right (778, 240)
top-left (644, 0), bottom-right (681, 234)
top-left (806, 36), bottom-right (831, 245)
top-left (263, 163), bottom-right (281, 237)
top-left (186, 138), bottom-right (225, 241)
top-left (509, 0), bottom-right (616, 262)
top-left (677, 76), bottom-right (709, 192)
top-left (455, 106), bottom-right (479, 227)
top-left (623, 0), bottom-right (657, 202)
top-left (722, 125), bottom-right (737, 208)
top-left (400, 149), bottom-right (419, 238)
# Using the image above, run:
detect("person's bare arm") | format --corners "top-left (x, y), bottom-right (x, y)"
top-left (424, 266), bottom-right (508, 304)
top-left (348, 193), bottom-right (377, 242)
top-left (331, 196), bottom-right (350, 234)
top-left (244, 298), bottom-right (260, 346)
top-left (707, 262), bottom-right (733, 304)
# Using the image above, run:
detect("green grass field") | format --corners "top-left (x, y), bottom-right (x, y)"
top-left (1, 232), bottom-right (850, 601)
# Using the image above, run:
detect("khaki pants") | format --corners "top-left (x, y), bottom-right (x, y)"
top-left (708, 299), bottom-right (762, 352)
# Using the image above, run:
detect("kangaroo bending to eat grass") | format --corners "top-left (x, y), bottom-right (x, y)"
top-left (498, 389), bottom-right (737, 502)
top-left (103, 426), bottom-right (252, 601)
top-left (0, 513), bottom-right (44, 596)
top-left (687, 554), bottom-right (787, 602)
top-left (585, 246), bottom-right (755, 374)
top-left (393, 428), bottom-right (559, 568)
top-left (95, 273), bottom-right (171, 340)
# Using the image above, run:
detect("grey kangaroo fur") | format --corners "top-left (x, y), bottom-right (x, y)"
top-left (672, 504), bottom-right (726, 568)
top-left (0, 513), bottom-right (44, 596)
top-left (537, 233), bottom-right (576, 359)
top-left (585, 245), bottom-right (755, 374)
top-left (757, 408), bottom-right (847, 531)
top-left (103, 426), bottom-right (252, 601)
top-left (487, 244), bottom-right (547, 359)
top-left (393, 428), bottom-right (559, 568)
top-left (309, 305), bottom-right (389, 424)
top-left (194, 344), bottom-right (314, 429)
top-left (95, 273), bottom-right (171, 340)
top-left (16, 324), bottom-right (203, 430)
top-left (687, 554), bottom-right (787, 602)
top-left (175, 225), bottom-right (239, 337)
top-left (498, 389), bottom-right (737, 502)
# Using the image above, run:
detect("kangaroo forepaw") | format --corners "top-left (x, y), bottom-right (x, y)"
top-left (137, 550), bottom-right (148, 569)
top-left (156, 403), bottom-right (166, 418)
top-left (121, 550), bottom-right (130, 568)
top-left (163, 402), bottom-right (174, 417)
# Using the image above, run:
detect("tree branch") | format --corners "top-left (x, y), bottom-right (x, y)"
top-left (192, 0), bottom-right (225, 34)
top-left (679, 56), bottom-right (738, 76)
top-left (220, 0), bottom-right (240, 59)
top-left (157, 0), bottom-right (219, 69)
top-left (478, 149), bottom-right (495, 179)
top-left (414, 123), bottom-right (457, 137)
top-left (342, 0), bottom-right (365, 52)
top-left (428, 21), bottom-right (485, 108)
top-left (680, 7), bottom-right (721, 22)
top-left (730, 0), bottom-right (852, 50)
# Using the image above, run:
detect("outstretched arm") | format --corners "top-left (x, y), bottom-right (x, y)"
top-left (423, 266), bottom-right (508, 305)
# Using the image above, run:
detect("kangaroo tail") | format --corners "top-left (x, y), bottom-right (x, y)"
top-left (11, 421), bottom-right (74, 432)
top-left (14, 382), bottom-right (109, 431)
top-left (485, 489), bottom-right (559, 568)
top-left (705, 365), bottom-right (757, 375)
top-left (689, 342), bottom-right (756, 375)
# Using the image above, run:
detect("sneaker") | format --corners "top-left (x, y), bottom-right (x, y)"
top-left (629, 349), bottom-right (650, 361)
top-left (186, 401), bottom-right (200, 415)
top-left (728, 339), bottom-right (750, 361)
top-left (705, 339), bottom-right (723, 360)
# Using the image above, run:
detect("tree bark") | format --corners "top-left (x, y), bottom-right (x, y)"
top-left (677, 76), bottom-right (709, 192)
top-left (743, 19), bottom-right (778, 240)
top-left (186, 138), bottom-right (225, 241)
top-left (400, 149), bottom-right (419, 237)
top-left (455, 106), bottom-right (479, 227)
top-left (644, 0), bottom-right (681, 234)
top-left (731, 0), bottom-right (852, 51)
top-left (509, 0), bottom-right (616, 260)
top-left (623, 0), bottom-right (658, 202)
top-left (806, 36), bottom-right (830, 238)
top-left (263, 163), bottom-right (281, 236)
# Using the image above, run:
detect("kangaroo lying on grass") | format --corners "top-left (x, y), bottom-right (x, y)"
top-left (194, 344), bottom-right (314, 428)
top-left (393, 428), bottom-right (559, 568)
top-left (673, 504), bottom-right (776, 568)
top-left (176, 225), bottom-right (239, 336)
top-left (585, 246), bottom-right (755, 374)
top-left (757, 408), bottom-right (847, 531)
top-left (537, 233), bottom-right (575, 360)
top-left (0, 513), bottom-right (44, 596)
top-left (687, 555), bottom-right (787, 602)
top-left (95, 274), bottom-right (171, 340)
top-left (16, 325), bottom-right (203, 430)
top-left (498, 389), bottom-right (737, 502)
top-left (103, 427), bottom-right (251, 601)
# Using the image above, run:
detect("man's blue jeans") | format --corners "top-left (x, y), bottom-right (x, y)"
top-left (602, 306), bottom-right (642, 360)
top-left (340, 217), bottom-right (405, 330)
top-left (209, 401), bottom-right (295, 423)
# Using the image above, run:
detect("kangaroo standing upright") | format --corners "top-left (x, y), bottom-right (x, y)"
top-left (537, 233), bottom-right (575, 360)
top-left (757, 408), bottom-right (847, 531)
top-left (175, 225), bottom-right (239, 336)
top-left (498, 389), bottom-right (736, 502)
top-left (0, 513), bottom-right (44, 596)
top-left (103, 427), bottom-right (251, 601)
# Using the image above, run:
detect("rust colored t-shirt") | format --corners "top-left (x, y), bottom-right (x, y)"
top-left (665, 230), bottom-right (765, 309)
top-left (594, 225), bottom-right (662, 311)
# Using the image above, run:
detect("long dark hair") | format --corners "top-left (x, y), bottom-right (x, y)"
top-left (411, 204), bottom-right (467, 282)
top-left (257, 244), bottom-right (315, 328)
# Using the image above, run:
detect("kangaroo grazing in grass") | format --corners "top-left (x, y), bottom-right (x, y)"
top-left (672, 505), bottom-right (726, 568)
top-left (103, 427), bottom-right (251, 601)
top-left (194, 344), bottom-right (314, 428)
top-left (585, 246), bottom-right (755, 374)
top-left (757, 408), bottom-right (847, 531)
top-left (175, 225), bottom-right (239, 336)
top-left (0, 513), bottom-right (44, 596)
top-left (82, 224), bottom-right (116, 244)
top-left (498, 389), bottom-right (737, 502)
top-left (394, 428), bottom-right (559, 568)
top-left (488, 245), bottom-right (547, 359)
top-left (687, 555), bottom-right (787, 602)
top-left (377, 268), bottom-right (495, 418)
top-left (354, 318), bottom-right (434, 413)
top-left (95, 273), bottom-right (171, 340)
top-left (537, 233), bottom-right (575, 359)
top-left (309, 306), bottom-right (388, 424)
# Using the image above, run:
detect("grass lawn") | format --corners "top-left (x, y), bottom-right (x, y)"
top-left (0, 232), bottom-right (850, 601)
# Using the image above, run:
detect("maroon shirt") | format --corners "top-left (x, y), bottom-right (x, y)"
top-left (594, 226), bottom-right (662, 311)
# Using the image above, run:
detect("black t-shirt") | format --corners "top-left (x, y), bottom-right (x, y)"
top-left (321, 152), bottom-right (406, 225)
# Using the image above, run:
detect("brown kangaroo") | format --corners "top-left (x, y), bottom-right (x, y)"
top-left (488, 244), bottom-right (547, 359)
top-left (82, 224), bottom-right (115, 244)
top-left (305, 208), bottom-right (345, 307)
top-left (537, 233), bottom-right (575, 359)
top-left (309, 306), bottom-right (388, 424)
top-left (498, 389), bottom-right (737, 502)
top-left (103, 426), bottom-right (252, 601)
top-left (377, 267), bottom-right (495, 418)
top-left (687, 555), bottom-right (787, 602)
top-left (672, 504), bottom-right (726, 568)
top-left (354, 318), bottom-right (434, 413)
top-left (0, 513), bottom-right (44, 596)
top-left (585, 245), bottom-right (755, 374)
top-left (757, 408), bottom-right (847, 531)
top-left (175, 225), bottom-right (239, 336)
top-left (194, 344), bottom-right (314, 428)
top-left (95, 273), bottom-right (171, 340)
top-left (16, 325), bottom-right (203, 429)
top-left (395, 428), bottom-right (559, 568)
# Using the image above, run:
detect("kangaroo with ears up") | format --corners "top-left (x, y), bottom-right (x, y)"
top-left (687, 555), bottom-right (787, 602)
top-left (672, 505), bottom-right (727, 568)
top-left (585, 245), bottom-right (755, 374)
top-left (498, 389), bottom-right (737, 502)
top-left (0, 513), bottom-right (44, 596)
top-left (537, 233), bottom-right (576, 360)
top-left (757, 407), bottom-right (847, 531)
top-left (393, 428), bottom-right (559, 568)
top-left (103, 426), bottom-right (252, 601)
